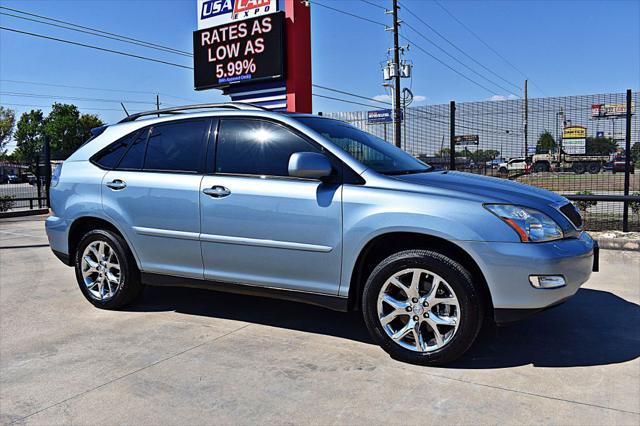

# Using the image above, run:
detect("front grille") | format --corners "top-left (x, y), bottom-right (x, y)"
top-left (560, 203), bottom-right (583, 229)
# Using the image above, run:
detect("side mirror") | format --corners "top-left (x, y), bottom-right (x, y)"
top-left (288, 152), bottom-right (333, 180)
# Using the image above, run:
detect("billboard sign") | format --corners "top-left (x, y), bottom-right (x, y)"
top-left (562, 126), bottom-right (586, 155)
top-left (197, 0), bottom-right (277, 29)
top-left (591, 102), bottom-right (635, 118)
top-left (453, 134), bottom-right (479, 146)
top-left (562, 126), bottom-right (586, 139)
top-left (367, 109), bottom-right (403, 123)
top-left (563, 139), bottom-right (586, 155)
top-left (193, 12), bottom-right (285, 90)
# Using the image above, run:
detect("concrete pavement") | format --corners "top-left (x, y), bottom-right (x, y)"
top-left (1, 215), bottom-right (639, 424)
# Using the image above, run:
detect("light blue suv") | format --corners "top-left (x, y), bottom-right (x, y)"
top-left (46, 103), bottom-right (597, 365)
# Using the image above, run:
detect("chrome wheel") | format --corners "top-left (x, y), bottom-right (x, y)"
top-left (377, 268), bottom-right (461, 352)
top-left (81, 240), bottom-right (122, 301)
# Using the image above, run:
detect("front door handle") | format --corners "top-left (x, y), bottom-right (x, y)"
top-left (203, 185), bottom-right (231, 198)
top-left (106, 179), bottom-right (127, 190)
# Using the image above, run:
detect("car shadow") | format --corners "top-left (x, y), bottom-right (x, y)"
top-left (128, 287), bottom-right (639, 368)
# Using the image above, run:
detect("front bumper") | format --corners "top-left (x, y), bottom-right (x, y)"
top-left (460, 231), bottom-right (596, 323)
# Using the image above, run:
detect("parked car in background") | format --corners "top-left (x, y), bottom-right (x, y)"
top-left (611, 158), bottom-right (635, 174)
top-left (7, 174), bottom-right (20, 184)
top-left (498, 157), bottom-right (529, 176)
top-left (46, 103), bottom-right (597, 366)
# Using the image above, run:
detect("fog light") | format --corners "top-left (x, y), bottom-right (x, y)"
top-left (529, 275), bottom-right (566, 289)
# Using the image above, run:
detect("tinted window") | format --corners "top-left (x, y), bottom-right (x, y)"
top-left (216, 119), bottom-right (320, 176)
top-left (118, 128), bottom-right (149, 170)
top-left (93, 132), bottom-right (135, 169)
top-left (292, 117), bottom-right (430, 175)
top-left (144, 120), bottom-right (208, 172)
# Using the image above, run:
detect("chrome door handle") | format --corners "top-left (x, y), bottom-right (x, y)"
top-left (106, 179), bottom-right (127, 190)
top-left (203, 185), bottom-right (231, 198)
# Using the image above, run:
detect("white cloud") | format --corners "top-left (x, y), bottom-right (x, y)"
top-left (489, 94), bottom-right (518, 101)
top-left (373, 94), bottom-right (391, 103)
top-left (373, 94), bottom-right (428, 104)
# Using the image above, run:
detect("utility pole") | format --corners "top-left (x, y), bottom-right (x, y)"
top-left (156, 94), bottom-right (160, 117)
top-left (524, 79), bottom-right (528, 159)
top-left (392, 0), bottom-right (402, 148)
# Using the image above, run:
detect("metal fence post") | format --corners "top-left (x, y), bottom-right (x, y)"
top-left (623, 89), bottom-right (632, 232)
top-left (43, 135), bottom-right (52, 209)
top-left (35, 154), bottom-right (42, 208)
top-left (449, 100), bottom-right (456, 170)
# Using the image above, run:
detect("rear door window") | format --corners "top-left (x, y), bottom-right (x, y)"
top-left (144, 120), bottom-right (209, 172)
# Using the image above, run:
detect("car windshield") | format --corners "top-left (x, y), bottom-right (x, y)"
top-left (294, 117), bottom-right (431, 175)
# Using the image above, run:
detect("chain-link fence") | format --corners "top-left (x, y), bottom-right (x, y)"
top-left (325, 90), bottom-right (640, 231)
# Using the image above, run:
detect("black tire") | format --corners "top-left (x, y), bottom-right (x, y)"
top-left (74, 229), bottom-right (143, 310)
top-left (498, 167), bottom-right (508, 176)
top-left (572, 162), bottom-right (586, 174)
top-left (533, 162), bottom-right (549, 173)
top-left (362, 250), bottom-right (484, 366)
top-left (587, 162), bottom-right (601, 174)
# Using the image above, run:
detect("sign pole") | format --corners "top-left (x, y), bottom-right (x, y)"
top-left (285, 0), bottom-right (312, 113)
top-left (392, 0), bottom-right (402, 148)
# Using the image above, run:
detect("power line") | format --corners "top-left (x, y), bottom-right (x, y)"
top-left (433, 0), bottom-right (546, 95)
top-left (0, 26), bottom-right (193, 70)
top-left (359, 0), bottom-right (387, 11)
top-left (0, 102), bottom-right (145, 113)
top-left (399, 1), bottom-right (521, 92)
top-left (0, 79), bottom-right (200, 103)
top-left (402, 21), bottom-right (520, 97)
top-left (1, 91), bottom-right (157, 105)
top-left (312, 93), bottom-right (382, 109)
top-left (0, 6), bottom-right (191, 57)
top-left (400, 34), bottom-right (501, 96)
top-left (309, 1), bottom-right (387, 26)
top-left (313, 84), bottom-right (391, 105)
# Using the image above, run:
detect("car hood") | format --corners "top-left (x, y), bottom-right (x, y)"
top-left (389, 171), bottom-right (567, 208)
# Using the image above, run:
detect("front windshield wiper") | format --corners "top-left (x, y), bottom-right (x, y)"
top-left (382, 168), bottom-right (432, 176)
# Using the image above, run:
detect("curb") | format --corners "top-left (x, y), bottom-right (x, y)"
top-left (594, 238), bottom-right (640, 251)
top-left (0, 208), bottom-right (49, 219)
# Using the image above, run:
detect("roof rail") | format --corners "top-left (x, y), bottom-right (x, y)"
top-left (118, 102), bottom-right (268, 123)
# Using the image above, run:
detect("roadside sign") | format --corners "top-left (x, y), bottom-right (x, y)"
top-left (562, 126), bottom-right (586, 139)
top-left (193, 12), bottom-right (285, 90)
top-left (591, 102), bottom-right (635, 118)
top-left (562, 126), bottom-right (586, 154)
top-left (367, 109), bottom-right (402, 124)
top-left (197, 0), bottom-right (278, 30)
top-left (453, 134), bottom-right (479, 146)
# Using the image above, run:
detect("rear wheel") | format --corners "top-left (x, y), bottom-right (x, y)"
top-left (533, 162), bottom-right (549, 173)
top-left (587, 162), bottom-right (601, 174)
top-left (362, 250), bottom-right (483, 366)
top-left (572, 162), bottom-right (586, 174)
top-left (74, 229), bottom-right (143, 309)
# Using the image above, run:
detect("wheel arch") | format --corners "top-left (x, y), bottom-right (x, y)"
top-left (67, 216), bottom-right (140, 268)
top-left (347, 232), bottom-right (493, 318)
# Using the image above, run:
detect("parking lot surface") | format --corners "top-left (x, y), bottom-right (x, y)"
top-left (1, 215), bottom-right (639, 425)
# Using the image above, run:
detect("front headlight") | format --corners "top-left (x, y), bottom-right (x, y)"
top-left (484, 204), bottom-right (563, 242)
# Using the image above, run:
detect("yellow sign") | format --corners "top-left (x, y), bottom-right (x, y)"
top-left (563, 126), bottom-right (587, 139)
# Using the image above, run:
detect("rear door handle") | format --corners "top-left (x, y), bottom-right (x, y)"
top-left (106, 179), bottom-right (127, 190)
top-left (203, 185), bottom-right (231, 198)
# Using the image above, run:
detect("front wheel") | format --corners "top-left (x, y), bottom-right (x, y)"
top-left (74, 229), bottom-right (143, 310)
top-left (362, 250), bottom-right (484, 366)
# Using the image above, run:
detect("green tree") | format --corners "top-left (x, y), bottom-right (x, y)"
top-left (0, 106), bottom-right (16, 155)
top-left (536, 131), bottom-right (556, 154)
top-left (42, 103), bottom-right (105, 158)
top-left (585, 137), bottom-right (617, 155)
top-left (435, 148), bottom-right (450, 157)
top-left (13, 109), bottom-right (44, 164)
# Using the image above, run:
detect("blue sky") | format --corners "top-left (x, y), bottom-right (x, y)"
top-left (1, 0), bottom-right (639, 151)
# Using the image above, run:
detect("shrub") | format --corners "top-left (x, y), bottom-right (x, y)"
top-left (0, 195), bottom-right (16, 212)
top-left (574, 190), bottom-right (597, 213)
top-left (631, 192), bottom-right (640, 215)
